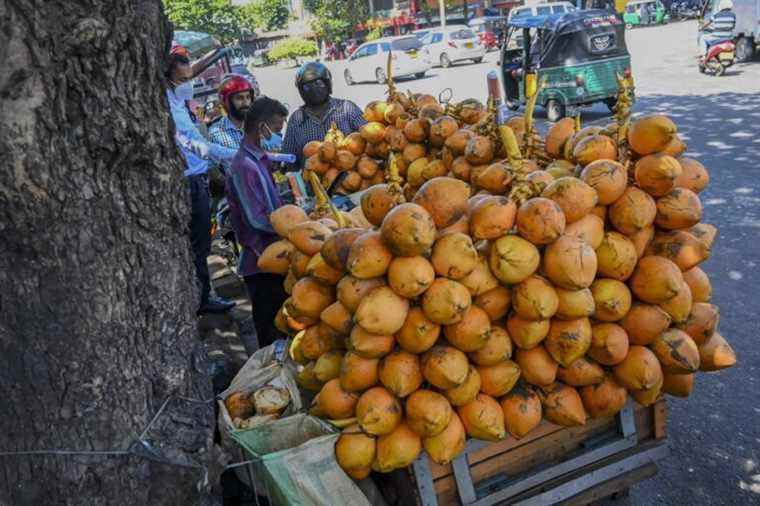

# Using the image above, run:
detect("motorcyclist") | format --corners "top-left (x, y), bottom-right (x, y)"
top-left (698, 0), bottom-right (736, 56)
top-left (281, 61), bottom-right (366, 169)
top-left (208, 74), bottom-right (256, 151)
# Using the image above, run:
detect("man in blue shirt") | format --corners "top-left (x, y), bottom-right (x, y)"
top-left (699, 0), bottom-right (737, 55)
top-left (167, 43), bottom-right (237, 315)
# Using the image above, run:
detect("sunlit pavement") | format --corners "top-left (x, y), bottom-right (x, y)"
top-left (255, 20), bottom-right (760, 504)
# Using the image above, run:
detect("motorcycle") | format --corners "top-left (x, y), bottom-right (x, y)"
top-left (699, 39), bottom-right (736, 76)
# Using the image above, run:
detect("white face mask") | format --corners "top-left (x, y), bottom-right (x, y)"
top-left (173, 81), bottom-right (194, 101)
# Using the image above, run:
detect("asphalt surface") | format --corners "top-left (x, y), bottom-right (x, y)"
top-left (255, 20), bottom-right (760, 504)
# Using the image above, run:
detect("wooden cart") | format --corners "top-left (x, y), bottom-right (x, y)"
top-left (379, 399), bottom-right (668, 505)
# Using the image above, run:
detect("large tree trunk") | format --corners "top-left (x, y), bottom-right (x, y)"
top-left (0, 1), bottom-right (215, 504)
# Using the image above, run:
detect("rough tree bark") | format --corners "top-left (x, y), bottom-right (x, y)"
top-left (0, 1), bottom-right (216, 504)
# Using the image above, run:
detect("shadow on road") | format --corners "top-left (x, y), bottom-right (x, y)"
top-left (627, 92), bottom-right (760, 505)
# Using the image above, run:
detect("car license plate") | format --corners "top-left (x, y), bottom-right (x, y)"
top-left (466, 42), bottom-right (474, 48)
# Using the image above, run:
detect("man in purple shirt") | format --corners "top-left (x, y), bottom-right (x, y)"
top-left (226, 97), bottom-right (289, 350)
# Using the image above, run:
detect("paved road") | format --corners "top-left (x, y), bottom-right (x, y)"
top-left (255, 19), bottom-right (760, 504)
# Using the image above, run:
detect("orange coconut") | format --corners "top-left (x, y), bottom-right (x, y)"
top-left (542, 177), bottom-right (599, 224)
top-left (515, 346), bottom-right (559, 386)
top-left (557, 357), bottom-right (605, 387)
top-left (543, 235), bottom-right (598, 290)
top-left (608, 187), bottom-right (657, 235)
top-left (675, 157), bottom-right (710, 193)
top-left (634, 153), bottom-right (683, 197)
top-left (516, 197), bottom-right (567, 245)
top-left (396, 307), bottom-right (441, 354)
top-left (588, 323), bottom-right (630, 366)
top-left (579, 159), bottom-right (628, 205)
top-left (379, 350), bottom-right (423, 398)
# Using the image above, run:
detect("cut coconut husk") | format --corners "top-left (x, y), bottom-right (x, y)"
top-left (595, 231), bottom-right (638, 281)
top-left (387, 256), bottom-right (435, 299)
top-left (655, 188), bottom-right (703, 230)
top-left (356, 387), bottom-right (402, 436)
top-left (460, 255), bottom-right (500, 296)
top-left (444, 305), bottom-right (492, 352)
top-left (580, 374), bottom-right (628, 419)
top-left (422, 278), bottom-right (472, 325)
top-left (545, 117), bottom-right (576, 158)
top-left (474, 287), bottom-right (513, 321)
top-left (457, 393), bottom-right (507, 441)
top-left (698, 332), bottom-right (736, 371)
top-left (557, 357), bottom-right (605, 387)
top-left (675, 157), bottom-right (710, 193)
top-left (336, 276), bottom-right (385, 313)
top-left (349, 326), bottom-right (394, 359)
top-left (321, 228), bottom-right (366, 271)
top-left (507, 315), bottom-right (550, 350)
top-left (564, 213), bottom-right (605, 250)
top-left (423, 412), bottom-right (467, 465)
top-left (677, 302), bottom-right (719, 345)
top-left (542, 177), bottom-right (598, 224)
top-left (422, 345), bottom-right (470, 389)
top-left (379, 350), bottom-right (423, 398)
top-left (225, 392), bottom-right (255, 420)
top-left (613, 346), bottom-right (663, 390)
top-left (395, 307), bottom-right (440, 354)
top-left (406, 389), bottom-right (453, 437)
top-left (573, 134), bottom-right (618, 167)
top-left (627, 114), bottom-right (677, 155)
top-left (609, 187), bottom-right (657, 236)
top-left (512, 275), bottom-right (560, 321)
top-left (431, 233), bottom-right (479, 280)
top-left (355, 286), bottom-right (409, 335)
top-left (373, 422), bottom-right (422, 473)
top-left (307, 253), bottom-right (343, 286)
top-left (543, 235), bottom-right (598, 290)
top-left (630, 256), bottom-right (683, 304)
top-left (321, 301), bottom-right (353, 335)
top-left (579, 159), bottom-right (628, 205)
top-left (682, 266), bottom-right (712, 303)
top-left (412, 177), bottom-right (471, 229)
top-left (318, 379), bottom-right (359, 419)
top-left (545, 317), bottom-right (592, 367)
top-left (470, 196), bottom-right (518, 241)
top-left (469, 326), bottom-right (513, 366)
top-left (539, 383), bottom-right (587, 427)
top-left (489, 235), bottom-right (541, 285)
top-left (361, 185), bottom-right (397, 227)
top-left (258, 240), bottom-right (293, 274)
top-left (588, 323), bottom-right (630, 366)
top-left (651, 328), bottom-right (700, 374)
top-left (515, 346), bottom-right (559, 386)
top-left (290, 277), bottom-right (336, 320)
top-left (634, 154), bottom-right (683, 197)
top-left (288, 220), bottom-right (333, 256)
top-left (555, 287), bottom-right (595, 320)
top-left (662, 372), bottom-right (695, 397)
top-left (516, 197), bottom-right (567, 245)
top-left (591, 278), bottom-right (632, 322)
top-left (380, 203), bottom-right (437, 257)
top-left (314, 350), bottom-right (345, 383)
top-left (347, 231), bottom-right (393, 279)
top-left (444, 366), bottom-right (481, 407)
top-left (500, 384), bottom-right (542, 438)
top-left (340, 352), bottom-right (379, 392)
top-left (477, 360), bottom-right (521, 397)
top-left (620, 303), bottom-right (672, 346)
top-left (335, 425), bottom-right (375, 480)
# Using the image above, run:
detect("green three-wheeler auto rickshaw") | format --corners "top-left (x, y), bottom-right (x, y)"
top-left (500, 9), bottom-right (634, 122)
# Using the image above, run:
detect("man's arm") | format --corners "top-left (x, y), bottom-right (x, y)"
top-left (190, 47), bottom-right (229, 79)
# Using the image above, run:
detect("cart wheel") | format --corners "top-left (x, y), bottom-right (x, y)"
top-left (344, 69), bottom-right (355, 86)
top-left (415, 72), bottom-right (426, 79)
top-left (473, 57), bottom-right (484, 63)
top-left (440, 53), bottom-right (452, 68)
top-left (375, 68), bottom-right (387, 85)
top-left (546, 99), bottom-right (565, 122)
top-left (698, 64), bottom-right (706, 74)
top-left (735, 37), bottom-right (754, 63)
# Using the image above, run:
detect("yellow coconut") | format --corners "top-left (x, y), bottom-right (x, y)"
top-left (335, 424), bottom-right (376, 480)
top-left (346, 231), bottom-right (393, 279)
top-left (349, 326), bottom-right (394, 359)
top-left (555, 287), bottom-right (595, 320)
top-left (257, 240), bottom-right (293, 274)
top-left (360, 121), bottom-right (387, 144)
top-left (658, 279), bottom-right (693, 324)
top-left (307, 253), bottom-right (343, 286)
top-left (373, 422), bottom-right (422, 472)
top-left (314, 350), bottom-right (345, 382)
top-left (355, 286), bottom-right (409, 335)
top-left (460, 255), bottom-right (500, 296)
top-left (421, 345), bottom-right (470, 389)
top-left (422, 278), bottom-right (472, 325)
top-left (507, 315), bottom-right (550, 350)
top-left (443, 366), bottom-right (481, 407)
top-left (444, 305), bottom-right (492, 352)
top-left (423, 413), bottom-right (467, 465)
top-left (591, 278), bottom-right (632, 322)
top-left (689, 223), bottom-right (718, 250)
top-left (512, 275), bottom-right (560, 321)
top-left (270, 204), bottom-right (309, 238)
top-left (321, 301), bottom-right (354, 335)
top-left (379, 350), bottom-right (423, 398)
top-left (588, 323), bottom-right (630, 366)
top-left (647, 230), bottom-right (710, 272)
top-left (457, 394), bottom-right (507, 441)
top-left (395, 307), bottom-right (441, 354)
top-left (489, 235), bottom-right (541, 285)
top-left (595, 231), bottom-right (638, 281)
top-left (515, 346), bottom-right (559, 386)
top-left (545, 317), bottom-right (592, 367)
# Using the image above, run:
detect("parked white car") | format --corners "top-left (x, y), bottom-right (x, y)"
top-left (344, 36), bottom-right (432, 85)
top-left (508, 1), bottom-right (577, 21)
top-left (420, 25), bottom-right (487, 68)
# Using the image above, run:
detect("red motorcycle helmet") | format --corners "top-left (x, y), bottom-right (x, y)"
top-left (218, 74), bottom-right (254, 114)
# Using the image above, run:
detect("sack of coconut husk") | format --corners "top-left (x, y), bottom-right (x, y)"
top-left (217, 340), bottom-right (302, 489)
top-left (231, 414), bottom-right (386, 506)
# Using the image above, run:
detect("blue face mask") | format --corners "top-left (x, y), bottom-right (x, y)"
top-left (262, 132), bottom-right (283, 152)
top-left (173, 81), bottom-right (194, 102)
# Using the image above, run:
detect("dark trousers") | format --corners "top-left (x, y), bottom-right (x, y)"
top-left (244, 273), bottom-right (288, 350)
top-left (188, 174), bottom-right (212, 305)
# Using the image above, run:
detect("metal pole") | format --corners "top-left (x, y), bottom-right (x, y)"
top-left (439, 0), bottom-right (446, 31)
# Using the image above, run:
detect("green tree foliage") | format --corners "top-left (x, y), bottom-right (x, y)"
top-left (268, 37), bottom-right (319, 61)
top-left (242, 0), bottom-right (290, 32)
top-left (310, 0), bottom-right (368, 43)
top-left (302, 0), bottom-right (323, 13)
top-left (164, 0), bottom-right (244, 42)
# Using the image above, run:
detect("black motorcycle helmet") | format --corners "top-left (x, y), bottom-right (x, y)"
top-left (296, 61), bottom-right (333, 102)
